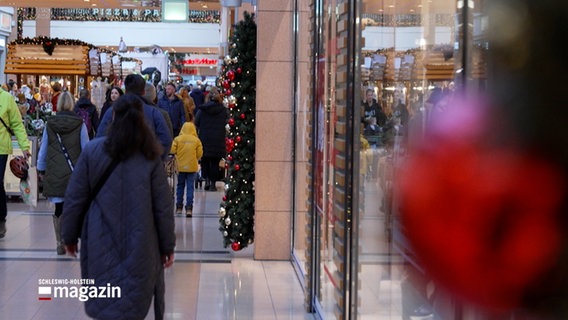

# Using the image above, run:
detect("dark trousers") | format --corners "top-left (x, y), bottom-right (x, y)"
top-left (201, 156), bottom-right (222, 182)
top-left (0, 155), bottom-right (8, 222)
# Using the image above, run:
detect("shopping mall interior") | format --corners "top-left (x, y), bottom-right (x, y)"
top-left (2, 0), bottom-right (568, 319)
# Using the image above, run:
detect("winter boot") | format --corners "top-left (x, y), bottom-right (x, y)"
top-left (208, 179), bottom-right (217, 192)
top-left (186, 205), bottom-right (193, 218)
top-left (52, 215), bottom-right (65, 255)
top-left (0, 220), bottom-right (6, 239)
top-left (176, 204), bottom-right (183, 215)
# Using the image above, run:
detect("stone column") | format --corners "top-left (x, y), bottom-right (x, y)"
top-left (35, 8), bottom-right (51, 37)
top-left (255, 0), bottom-right (295, 260)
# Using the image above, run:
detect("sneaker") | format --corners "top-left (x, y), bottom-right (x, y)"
top-left (0, 221), bottom-right (5, 238)
top-left (175, 205), bottom-right (183, 215)
top-left (186, 206), bottom-right (193, 218)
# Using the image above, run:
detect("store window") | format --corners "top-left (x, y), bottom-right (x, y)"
top-left (357, 0), bottom-right (459, 318)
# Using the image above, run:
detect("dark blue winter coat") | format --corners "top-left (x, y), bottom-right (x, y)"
top-left (61, 138), bottom-right (175, 320)
top-left (96, 96), bottom-right (172, 159)
top-left (195, 101), bottom-right (228, 158)
top-left (190, 88), bottom-right (205, 108)
top-left (157, 94), bottom-right (185, 135)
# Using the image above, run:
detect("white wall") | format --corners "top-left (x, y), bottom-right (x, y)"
top-left (22, 21), bottom-right (220, 50)
top-left (363, 26), bottom-right (453, 51)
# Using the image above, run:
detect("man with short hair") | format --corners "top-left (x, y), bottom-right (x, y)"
top-left (157, 82), bottom-right (185, 137)
top-left (96, 74), bottom-right (172, 158)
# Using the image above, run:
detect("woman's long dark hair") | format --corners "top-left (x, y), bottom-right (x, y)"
top-left (105, 93), bottom-right (162, 161)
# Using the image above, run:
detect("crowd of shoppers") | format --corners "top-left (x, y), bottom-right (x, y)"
top-left (0, 77), bottom-right (224, 318)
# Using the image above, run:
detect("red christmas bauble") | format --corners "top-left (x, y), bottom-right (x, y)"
top-left (231, 242), bottom-right (241, 251)
top-left (227, 155), bottom-right (233, 161)
top-left (223, 195), bottom-right (227, 201)
top-left (234, 164), bottom-right (240, 171)
top-left (235, 136), bottom-right (242, 143)
top-left (222, 80), bottom-right (230, 89)
top-left (228, 103), bottom-right (236, 109)
top-left (237, 67), bottom-right (242, 74)
top-left (226, 89), bottom-right (232, 95)
top-left (398, 103), bottom-right (565, 311)
top-left (227, 70), bottom-right (235, 81)
top-left (228, 118), bottom-right (235, 126)
top-left (239, 113), bottom-right (245, 120)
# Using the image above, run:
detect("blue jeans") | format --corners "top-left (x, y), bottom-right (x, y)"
top-left (176, 172), bottom-right (196, 208)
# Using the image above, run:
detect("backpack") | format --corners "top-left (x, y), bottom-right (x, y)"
top-left (77, 108), bottom-right (93, 137)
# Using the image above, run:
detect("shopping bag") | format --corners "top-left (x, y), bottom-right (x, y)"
top-left (19, 166), bottom-right (37, 207)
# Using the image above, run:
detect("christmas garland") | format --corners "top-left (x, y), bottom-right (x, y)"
top-left (11, 36), bottom-right (95, 56)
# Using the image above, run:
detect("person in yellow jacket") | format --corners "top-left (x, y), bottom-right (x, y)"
top-left (170, 121), bottom-right (203, 217)
top-left (0, 87), bottom-right (32, 238)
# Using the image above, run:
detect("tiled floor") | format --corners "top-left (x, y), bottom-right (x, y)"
top-left (0, 184), bottom-right (314, 320)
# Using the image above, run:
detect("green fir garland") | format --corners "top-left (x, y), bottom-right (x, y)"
top-left (218, 12), bottom-right (257, 251)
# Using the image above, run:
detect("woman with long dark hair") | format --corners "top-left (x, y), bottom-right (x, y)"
top-left (61, 94), bottom-right (175, 320)
top-left (99, 86), bottom-right (124, 120)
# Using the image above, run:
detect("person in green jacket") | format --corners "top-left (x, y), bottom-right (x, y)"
top-left (0, 87), bottom-right (32, 239)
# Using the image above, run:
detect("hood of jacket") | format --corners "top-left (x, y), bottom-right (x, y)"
top-left (198, 101), bottom-right (225, 115)
top-left (180, 121), bottom-right (198, 137)
top-left (47, 112), bottom-right (83, 134)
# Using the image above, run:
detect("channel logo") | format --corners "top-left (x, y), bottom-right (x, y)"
top-left (37, 278), bottom-right (121, 301)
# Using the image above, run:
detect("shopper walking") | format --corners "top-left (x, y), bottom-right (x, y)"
top-left (62, 93), bottom-right (175, 320)
top-left (37, 91), bottom-right (89, 254)
top-left (99, 86), bottom-right (124, 120)
top-left (194, 87), bottom-right (227, 191)
top-left (74, 88), bottom-right (100, 139)
top-left (0, 87), bottom-right (31, 239)
top-left (96, 74), bottom-right (172, 159)
top-left (157, 82), bottom-right (185, 137)
top-left (170, 121), bottom-right (202, 217)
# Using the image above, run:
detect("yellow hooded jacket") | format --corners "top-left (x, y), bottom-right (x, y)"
top-left (170, 122), bottom-right (203, 173)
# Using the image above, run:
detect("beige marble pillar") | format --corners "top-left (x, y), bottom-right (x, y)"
top-left (254, 0), bottom-right (295, 260)
top-left (35, 8), bottom-right (51, 37)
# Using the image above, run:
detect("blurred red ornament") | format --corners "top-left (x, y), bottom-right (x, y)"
top-left (229, 103), bottom-right (236, 109)
top-left (237, 67), bottom-right (242, 74)
top-left (223, 195), bottom-right (227, 201)
top-left (228, 118), bottom-right (235, 126)
top-left (222, 80), bottom-right (230, 89)
top-left (231, 242), bottom-right (241, 251)
top-left (235, 136), bottom-right (242, 143)
top-left (226, 89), bottom-right (232, 95)
top-left (227, 155), bottom-right (233, 161)
top-left (234, 164), bottom-right (240, 171)
top-left (239, 113), bottom-right (245, 120)
top-left (398, 104), bottom-right (565, 312)
top-left (226, 70), bottom-right (235, 81)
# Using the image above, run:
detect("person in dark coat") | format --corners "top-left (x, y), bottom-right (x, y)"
top-left (61, 94), bottom-right (175, 320)
top-left (99, 86), bottom-right (124, 120)
top-left (190, 82), bottom-right (205, 108)
top-left (195, 87), bottom-right (227, 191)
top-left (96, 74), bottom-right (172, 159)
top-left (74, 88), bottom-right (100, 139)
top-left (37, 91), bottom-right (89, 255)
top-left (157, 82), bottom-right (185, 136)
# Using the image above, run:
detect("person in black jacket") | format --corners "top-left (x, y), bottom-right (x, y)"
top-left (74, 89), bottom-right (100, 139)
top-left (194, 87), bottom-right (227, 191)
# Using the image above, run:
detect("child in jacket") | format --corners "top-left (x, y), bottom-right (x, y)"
top-left (170, 122), bottom-right (203, 217)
